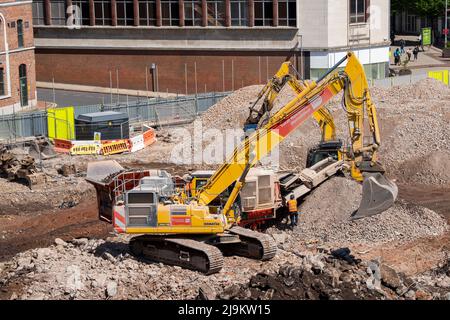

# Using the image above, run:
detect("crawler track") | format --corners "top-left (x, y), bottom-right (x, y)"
top-left (227, 226), bottom-right (277, 261)
top-left (129, 236), bottom-right (224, 275)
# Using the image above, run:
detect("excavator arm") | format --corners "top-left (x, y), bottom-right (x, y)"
top-left (245, 62), bottom-right (336, 142)
top-left (197, 52), bottom-right (397, 220)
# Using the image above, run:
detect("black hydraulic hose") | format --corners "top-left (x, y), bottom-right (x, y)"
top-left (317, 54), bottom-right (349, 83)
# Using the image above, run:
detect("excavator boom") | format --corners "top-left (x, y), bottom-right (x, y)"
top-left (197, 52), bottom-right (397, 219)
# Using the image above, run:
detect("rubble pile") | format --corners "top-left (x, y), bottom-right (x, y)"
top-left (293, 177), bottom-right (448, 246)
top-left (414, 255), bottom-right (450, 298)
top-left (0, 177), bottom-right (95, 215)
top-left (0, 146), bottom-right (45, 187)
top-left (214, 249), bottom-right (450, 300)
top-left (0, 236), bottom-right (304, 300)
top-left (200, 85), bottom-right (264, 130)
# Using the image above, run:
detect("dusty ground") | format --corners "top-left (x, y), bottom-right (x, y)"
top-left (0, 79), bottom-right (449, 300)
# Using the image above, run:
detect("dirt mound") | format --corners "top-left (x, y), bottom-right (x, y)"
top-left (396, 151), bottom-right (450, 186)
top-left (0, 177), bottom-right (95, 215)
top-left (200, 85), bottom-right (263, 130)
top-left (370, 78), bottom-right (450, 102)
top-left (295, 177), bottom-right (448, 246)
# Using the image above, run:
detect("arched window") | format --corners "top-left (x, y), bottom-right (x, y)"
top-left (17, 19), bottom-right (24, 48)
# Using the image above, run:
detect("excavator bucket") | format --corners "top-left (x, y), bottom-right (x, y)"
top-left (351, 173), bottom-right (398, 220)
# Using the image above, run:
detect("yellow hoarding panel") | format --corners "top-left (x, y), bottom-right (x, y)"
top-left (428, 70), bottom-right (449, 86)
top-left (47, 107), bottom-right (75, 140)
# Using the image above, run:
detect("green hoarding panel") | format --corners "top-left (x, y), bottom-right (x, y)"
top-left (422, 28), bottom-right (432, 46)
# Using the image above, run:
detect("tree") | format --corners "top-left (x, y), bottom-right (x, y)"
top-left (391, 0), bottom-right (446, 17)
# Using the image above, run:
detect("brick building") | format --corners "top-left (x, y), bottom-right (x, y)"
top-left (32, 0), bottom-right (390, 94)
top-left (0, 0), bottom-right (37, 113)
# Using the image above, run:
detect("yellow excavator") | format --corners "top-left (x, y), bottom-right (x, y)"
top-left (87, 52), bottom-right (397, 274)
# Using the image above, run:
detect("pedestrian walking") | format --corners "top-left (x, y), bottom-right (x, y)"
top-left (287, 195), bottom-right (299, 229)
top-left (394, 48), bottom-right (401, 66)
top-left (400, 39), bottom-right (406, 54)
top-left (413, 46), bottom-right (419, 61)
top-left (406, 48), bottom-right (412, 61)
top-left (418, 34), bottom-right (424, 51)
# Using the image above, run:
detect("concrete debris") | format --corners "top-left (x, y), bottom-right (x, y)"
top-left (213, 248), bottom-right (450, 301)
top-left (1, 237), bottom-right (446, 300)
top-left (198, 284), bottom-right (217, 300)
top-left (380, 264), bottom-right (402, 290)
top-left (106, 281), bottom-right (118, 298)
top-left (0, 176), bottom-right (95, 215)
top-left (54, 238), bottom-right (67, 247)
top-left (58, 164), bottom-right (77, 177)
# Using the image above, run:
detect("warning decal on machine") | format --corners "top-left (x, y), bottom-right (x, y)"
top-left (170, 216), bottom-right (192, 226)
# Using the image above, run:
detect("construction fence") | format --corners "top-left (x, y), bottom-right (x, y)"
top-left (0, 92), bottom-right (229, 141)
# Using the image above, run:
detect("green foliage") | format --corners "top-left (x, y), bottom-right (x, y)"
top-left (391, 0), bottom-right (446, 17)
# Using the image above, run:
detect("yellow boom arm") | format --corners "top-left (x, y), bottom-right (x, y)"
top-left (197, 52), bottom-right (393, 219)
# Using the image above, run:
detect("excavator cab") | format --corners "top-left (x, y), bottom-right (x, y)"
top-left (306, 140), bottom-right (342, 168)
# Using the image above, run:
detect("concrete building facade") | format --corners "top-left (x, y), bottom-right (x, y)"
top-left (0, 0), bottom-right (37, 113)
top-left (32, 0), bottom-right (390, 94)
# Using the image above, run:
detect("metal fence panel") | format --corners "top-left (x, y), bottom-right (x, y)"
top-left (0, 92), bottom-right (229, 140)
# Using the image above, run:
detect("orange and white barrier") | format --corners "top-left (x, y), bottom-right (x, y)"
top-left (101, 140), bottom-right (130, 156)
top-left (55, 128), bottom-right (156, 156)
top-left (53, 138), bottom-right (73, 153)
top-left (143, 128), bottom-right (156, 146)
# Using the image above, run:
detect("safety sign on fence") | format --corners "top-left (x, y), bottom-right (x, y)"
top-left (101, 140), bottom-right (130, 156)
top-left (70, 144), bottom-right (101, 155)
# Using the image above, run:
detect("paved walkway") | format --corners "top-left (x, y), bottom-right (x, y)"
top-left (391, 34), bottom-right (450, 70)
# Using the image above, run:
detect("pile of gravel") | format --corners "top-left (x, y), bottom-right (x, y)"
top-left (295, 177), bottom-right (448, 246)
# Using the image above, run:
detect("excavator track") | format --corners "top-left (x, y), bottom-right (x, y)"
top-left (226, 226), bottom-right (277, 261)
top-left (129, 236), bottom-right (224, 275)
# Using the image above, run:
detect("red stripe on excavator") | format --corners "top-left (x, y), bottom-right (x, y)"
top-left (273, 87), bottom-right (334, 138)
top-left (114, 225), bottom-right (125, 233)
top-left (114, 210), bottom-right (126, 225)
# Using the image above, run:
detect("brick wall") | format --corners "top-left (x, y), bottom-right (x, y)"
top-left (0, 0), bottom-right (37, 110)
top-left (35, 49), bottom-right (304, 94)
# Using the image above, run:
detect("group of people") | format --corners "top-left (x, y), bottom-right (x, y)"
top-left (393, 39), bottom-right (420, 66)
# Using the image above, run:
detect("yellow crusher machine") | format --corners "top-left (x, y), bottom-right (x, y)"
top-left (87, 52), bottom-right (398, 274)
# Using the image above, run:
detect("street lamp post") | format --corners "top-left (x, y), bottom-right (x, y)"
top-left (445, 0), bottom-right (448, 47)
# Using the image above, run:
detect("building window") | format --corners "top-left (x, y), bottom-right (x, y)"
top-left (94, 0), bottom-right (112, 25)
top-left (72, 0), bottom-right (91, 26)
top-left (32, 0), bottom-right (45, 25)
top-left (184, 0), bottom-right (202, 26)
top-left (349, 0), bottom-right (367, 24)
top-left (0, 68), bottom-right (4, 96)
top-left (254, 0), bottom-right (272, 26)
top-left (19, 64), bottom-right (28, 107)
top-left (139, 0), bottom-right (156, 26)
top-left (161, 0), bottom-right (179, 26)
top-left (406, 14), bottom-right (417, 33)
top-left (117, 0), bottom-right (134, 26)
top-left (206, 0), bottom-right (225, 26)
top-left (230, 0), bottom-right (247, 26)
top-left (17, 19), bottom-right (24, 48)
top-left (278, 0), bottom-right (296, 27)
top-left (51, 0), bottom-right (67, 25)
